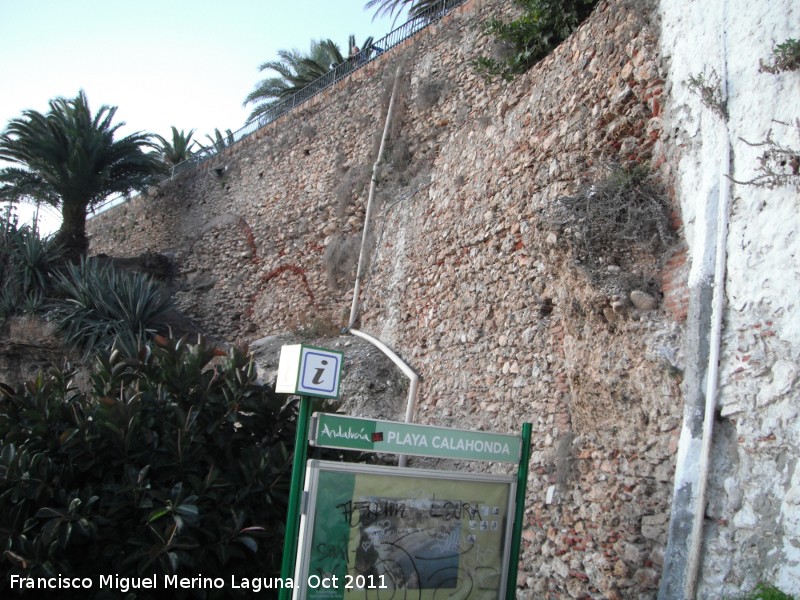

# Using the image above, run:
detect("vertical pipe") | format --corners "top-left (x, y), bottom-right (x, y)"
top-left (684, 17), bottom-right (732, 596)
top-left (684, 140), bottom-right (732, 600)
top-left (348, 66), bottom-right (402, 328)
top-left (506, 423), bottom-right (532, 600)
top-left (279, 395), bottom-right (312, 600)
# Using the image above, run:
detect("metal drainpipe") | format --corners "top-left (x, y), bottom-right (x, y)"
top-left (344, 67), bottom-right (420, 467)
top-left (685, 121), bottom-right (732, 600)
top-left (348, 66), bottom-right (401, 328)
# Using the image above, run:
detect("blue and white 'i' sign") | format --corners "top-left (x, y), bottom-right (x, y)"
top-left (275, 344), bottom-right (344, 399)
top-left (298, 347), bottom-right (342, 397)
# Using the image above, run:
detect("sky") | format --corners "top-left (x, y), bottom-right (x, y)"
top-left (0, 0), bottom-right (407, 233)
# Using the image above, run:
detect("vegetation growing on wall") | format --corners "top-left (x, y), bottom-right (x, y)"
top-left (473, 0), bottom-right (598, 80)
top-left (416, 79), bottom-right (447, 109)
top-left (0, 336), bottom-right (297, 597)
top-left (546, 164), bottom-right (676, 297)
top-left (759, 38), bottom-right (800, 74)
top-left (738, 583), bottom-right (797, 600)
top-left (323, 234), bottom-right (361, 291)
top-left (738, 47), bottom-right (800, 189)
top-left (685, 70), bottom-right (727, 118)
top-left (734, 119), bottom-right (800, 189)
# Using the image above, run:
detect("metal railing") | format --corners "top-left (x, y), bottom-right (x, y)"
top-left (170, 0), bottom-right (467, 176)
top-left (91, 0), bottom-right (466, 217)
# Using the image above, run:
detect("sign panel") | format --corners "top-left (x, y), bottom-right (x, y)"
top-left (294, 460), bottom-right (516, 600)
top-left (310, 413), bottom-right (522, 463)
top-left (276, 345), bottom-right (344, 399)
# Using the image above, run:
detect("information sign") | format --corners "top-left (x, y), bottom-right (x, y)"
top-left (310, 413), bottom-right (522, 463)
top-left (294, 460), bottom-right (516, 600)
top-left (276, 345), bottom-right (344, 399)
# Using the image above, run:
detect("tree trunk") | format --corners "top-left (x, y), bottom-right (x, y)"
top-left (55, 200), bottom-right (89, 261)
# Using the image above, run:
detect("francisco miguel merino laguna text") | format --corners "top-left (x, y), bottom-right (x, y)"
top-left (10, 573), bottom-right (388, 593)
top-left (13, 574), bottom-right (302, 593)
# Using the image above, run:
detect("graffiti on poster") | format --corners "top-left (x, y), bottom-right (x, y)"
top-left (297, 461), bottom-right (515, 600)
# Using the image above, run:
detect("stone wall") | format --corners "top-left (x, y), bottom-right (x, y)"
top-left (0, 317), bottom-right (73, 388)
top-left (88, 1), bottom-right (686, 597)
top-left (87, 1), bottom-right (511, 344)
top-left (356, 3), bottom-right (682, 598)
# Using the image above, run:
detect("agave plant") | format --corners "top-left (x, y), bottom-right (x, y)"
top-left (10, 227), bottom-right (63, 295)
top-left (53, 257), bottom-right (175, 357)
top-left (0, 216), bottom-right (63, 319)
top-left (0, 283), bottom-right (18, 321)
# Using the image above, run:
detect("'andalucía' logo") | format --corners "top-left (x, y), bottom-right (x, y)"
top-left (320, 424), bottom-right (371, 443)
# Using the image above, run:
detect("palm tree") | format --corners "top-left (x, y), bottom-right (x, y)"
top-left (196, 128), bottom-right (236, 157)
top-left (244, 39), bottom-right (346, 124)
top-left (154, 126), bottom-right (197, 166)
top-left (365, 0), bottom-right (444, 22)
top-left (0, 91), bottom-right (164, 260)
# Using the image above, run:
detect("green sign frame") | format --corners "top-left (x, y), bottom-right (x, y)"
top-left (295, 460), bottom-right (516, 600)
top-left (310, 413), bottom-right (522, 463)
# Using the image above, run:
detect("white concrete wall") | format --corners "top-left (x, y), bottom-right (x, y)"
top-left (660, 0), bottom-right (800, 596)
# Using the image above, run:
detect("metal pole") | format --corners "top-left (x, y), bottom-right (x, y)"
top-left (279, 395), bottom-right (313, 600)
top-left (506, 423), bottom-right (532, 600)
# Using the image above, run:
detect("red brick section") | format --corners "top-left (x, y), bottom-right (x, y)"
top-left (661, 245), bottom-right (689, 321)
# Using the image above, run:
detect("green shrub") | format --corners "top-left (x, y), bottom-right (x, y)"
top-left (0, 336), bottom-right (297, 598)
top-left (54, 258), bottom-right (175, 357)
top-left (474, 0), bottom-right (598, 80)
top-left (743, 583), bottom-right (796, 600)
top-left (760, 38), bottom-right (800, 74)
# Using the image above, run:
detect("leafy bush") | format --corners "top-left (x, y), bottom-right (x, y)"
top-left (0, 336), bottom-right (297, 598)
top-left (53, 258), bottom-right (175, 357)
top-left (474, 0), bottom-right (598, 80)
